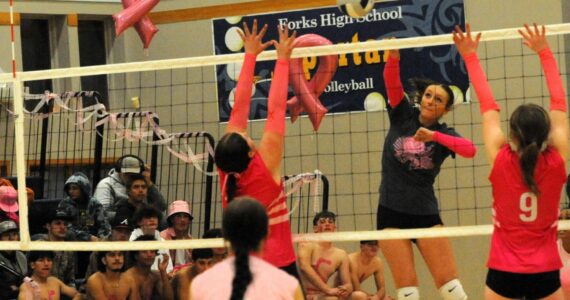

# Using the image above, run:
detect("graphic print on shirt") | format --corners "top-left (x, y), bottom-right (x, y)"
top-left (393, 136), bottom-right (434, 169)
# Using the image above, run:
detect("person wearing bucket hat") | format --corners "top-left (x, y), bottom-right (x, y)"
top-left (93, 155), bottom-right (166, 219)
top-left (0, 177), bottom-right (34, 205)
top-left (35, 209), bottom-right (77, 288)
top-left (0, 185), bottom-right (19, 224)
top-left (160, 200), bottom-right (194, 268)
top-left (0, 220), bottom-right (27, 299)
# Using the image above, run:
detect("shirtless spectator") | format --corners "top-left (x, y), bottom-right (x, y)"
top-left (85, 251), bottom-right (139, 300)
top-left (171, 248), bottom-right (213, 300)
top-left (18, 251), bottom-right (81, 300)
top-left (299, 211), bottom-right (353, 299)
top-left (349, 241), bottom-right (391, 300)
top-left (202, 228), bottom-right (227, 264)
top-left (123, 235), bottom-right (173, 300)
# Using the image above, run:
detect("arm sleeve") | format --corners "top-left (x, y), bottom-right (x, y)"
top-left (433, 131), bottom-right (477, 158)
top-left (264, 59), bottom-right (289, 135)
top-left (228, 53), bottom-right (257, 129)
top-left (383, 56), bottom-right (405, 108)
top-left (463, 53), bottom-right (500, 114)
top-left (539, 48), bottom-right (567, 112)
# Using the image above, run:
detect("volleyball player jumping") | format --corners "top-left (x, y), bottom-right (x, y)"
top-left (454, 23), bottom-right (568, 300)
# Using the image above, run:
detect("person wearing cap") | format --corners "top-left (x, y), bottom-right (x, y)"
top-left (84, 211), bottom-right (133, 280)
top-left (57, 172), bottom-right (111, 242)
top-left (0, 220), bottom-right (27, 299)
top-left (0, 185), bottom-right (19, 224)
top-left (0, 177), bottom-right (34, 205)
top-left (34, 210), bottom-right (77, 288)
top-left (93, 155), bottom-right (166, 217)
top-left (18, 251), bottom-right (81, 300)
top-left (160, 200), bottom-right (194, 268)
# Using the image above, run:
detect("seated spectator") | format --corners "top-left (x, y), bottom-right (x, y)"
top-left (0, 220), bottom-right (26, 300)
top-left (129, 206), bottom-right (173, 273)
top-left (19, 251), bottom-right (81, 300)
top-left (202, 228), bottom-right (227, 264)
top-left (94, 155), bottom-right (166, 218)
top-left (115, 174), bottom-right (150, 225)
top-left (299, 210), bottom-right (353, 300)
top-left (190, 197), bottom-right (303, 299)
top-left (160, 200), bottom-right (193, 268)
top-left (57, 172), bottom-right (110, 241)
top-left (0, 177), bottom-right (34, 205)
top-left (0, 185), bottom-right (19, 224)
top-left (34, 210), bottom-right (77, 288)
top-left (559, 208), bottom-right (570, 299)
top-left (123, 235), bottom-right (173, 300)
top-left (85, 251), bottom-right (139, 300)
top-left (85, 212), bottom-right (133, 280)
top-left (349, 240), bottom-right (391, 300)
top-left (171, 248), bottom-right (213, 300)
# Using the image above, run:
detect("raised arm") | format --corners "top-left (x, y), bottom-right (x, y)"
top-left (519, 23), bottom-right (569, 160)
top-left (226, 19), bottom-right (272, 134)
top-left (383, 46), bottom-right (405, 108)
top-left (258, 25), bottom-right (296, 184)
top-left (453, 24), bottom-right (505, 164)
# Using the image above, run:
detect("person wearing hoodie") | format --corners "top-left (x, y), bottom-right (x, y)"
top-left (93, 155), bottom-right (166, 219)
top-left (57, 172), bottom-right (110, 241)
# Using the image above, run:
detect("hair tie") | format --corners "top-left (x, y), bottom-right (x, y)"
top-left (229, 172), bottom-right (242, 179)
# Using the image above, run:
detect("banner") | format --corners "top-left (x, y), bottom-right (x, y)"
top-left (213, 0), bottom-right (467, 122)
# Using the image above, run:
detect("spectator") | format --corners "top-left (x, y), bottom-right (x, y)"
top-left (348, 241), bottom-right (390, 300)
top-left (160, 200), bottom-right (193, 268)
top-left (0, 177), bottom-right (34, 205)
top-left (57, 172), bottom-right (110, 241)
top-left (19, 251), bottom-right (81, 300)
top-left (123, 235), bottom-right (173, 300)
top-left (128, 206), bottom-right (173, 273)
top-left (171, 248), bottom-right (213, 300)
top-left (85, 251), bottom-right (139, 300)
top-left (298, 211), bottom-right (353, 299)
top-left (0, 220), bottom-right (26, 300)
top-left (0, 185), bottom-right (19, 224)
top-left (115, 174), bottom-right (149, 225)
top-left (94, 155), bottom-right (166, 218)
top-left (190, 197), bottom-right (303, 299)
top-left (84, 212), bottom-right (133, 280)
top-left (202, 228), bottom-right (227, 264)
top-left (34, 210), bottom-right (76, 288)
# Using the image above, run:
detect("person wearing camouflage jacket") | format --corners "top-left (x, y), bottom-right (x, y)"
top-left (57, 172), bottom-right (111, 241)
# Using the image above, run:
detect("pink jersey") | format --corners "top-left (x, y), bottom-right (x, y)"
top-left (191, 255), bottom-right (299, 299)
top-left (219, 153), bottom-right (296, 267)
top-left (488, 145), bottom-right (566, 273)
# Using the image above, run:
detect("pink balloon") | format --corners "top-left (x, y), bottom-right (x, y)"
top-left (119, 0), bottom-right (158, 49)
top-left (113, 0), bottom-right (159, 41)
top-left (288, 34), bottom-right (338, 131)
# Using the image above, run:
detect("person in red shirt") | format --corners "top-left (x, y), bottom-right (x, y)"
top-left (454, 23), bottom-right (569, 300)
top-left (214, 20), bottom-right (298, 277)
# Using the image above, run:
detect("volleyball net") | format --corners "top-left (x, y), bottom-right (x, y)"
top-left (0, 23), bottom-right (569, 252)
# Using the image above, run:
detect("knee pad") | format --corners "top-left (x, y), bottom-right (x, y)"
top-left (438, 279), bottom-right (467, 300)
top-left (397, 286), bottom-right (420, 300)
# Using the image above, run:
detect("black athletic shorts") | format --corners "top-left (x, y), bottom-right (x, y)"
top-left (486, 268), bottom-right (560, 299)
top-left (377, 205), bottom-right (443, 230)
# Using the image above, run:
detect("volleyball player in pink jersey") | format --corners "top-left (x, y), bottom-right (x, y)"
top-left (454, 23), bottom-right (569, 300)
top-left (214, 20), bottom-right (299, 277)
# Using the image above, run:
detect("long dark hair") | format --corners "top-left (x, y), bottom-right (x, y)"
top-left (409, 78), bottom-right (455, 110)
top-left (223, 197), bottom-right (268, 300)
top-left (215, 132), bottom-right (252, 203)
top-left (509, 103), bottom-right (550, 195)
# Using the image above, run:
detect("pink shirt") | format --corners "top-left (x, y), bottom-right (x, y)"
top-left (191, 255), bottom-right (299, 300)
top-left (488, 145), bottom-right (565, 273)
top-left (219, 153), bottom-right (296, 268)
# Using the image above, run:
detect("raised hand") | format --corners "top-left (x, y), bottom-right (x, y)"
top-left (274, 24), bottom-right (297, 60)
top-left (237, 19), bottom-right (272, 56)
top-left (518, 23), bottom-right (549, 53)
top-left (452, 23), bottom-right (481, 57)
top-left (158, 253), bottom-right (170, 273)
top-left (385, 37), bottom-right (400, 60)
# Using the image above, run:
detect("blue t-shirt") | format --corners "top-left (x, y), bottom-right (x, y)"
top-left (379, 98), bottom-right (459, 215)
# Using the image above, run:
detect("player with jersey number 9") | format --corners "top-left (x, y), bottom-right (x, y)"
top-left (454, 23), bottom-right (569, 300)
